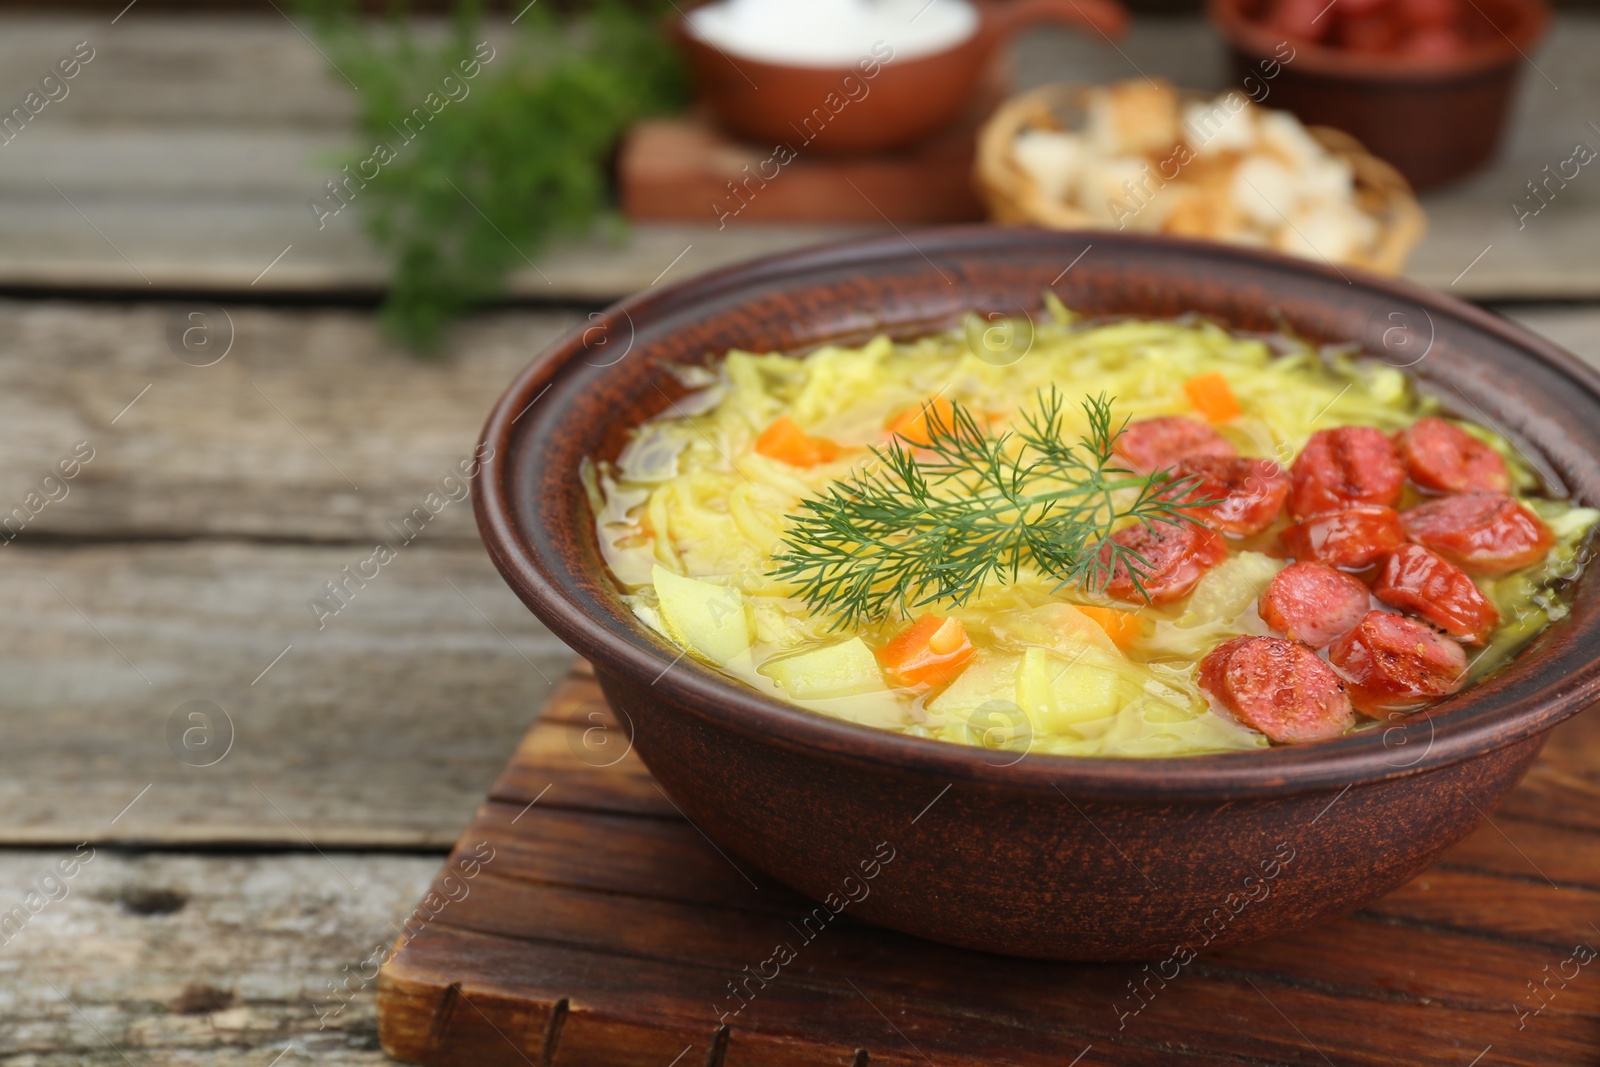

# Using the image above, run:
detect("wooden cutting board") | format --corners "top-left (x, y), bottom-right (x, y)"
top-left (377, 661), bottom-right (1600, 1066)
top-left (617, 115), bottom-right (986, 227)
top-left (617, 69), bottom-right (1009, 228)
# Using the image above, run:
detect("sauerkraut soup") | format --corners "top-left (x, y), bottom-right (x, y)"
top-left (586, 300), bottom-right (1596, 757)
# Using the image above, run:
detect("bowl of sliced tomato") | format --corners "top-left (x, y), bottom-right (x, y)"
top-left (1208, 0), bottom-right (1548, 188)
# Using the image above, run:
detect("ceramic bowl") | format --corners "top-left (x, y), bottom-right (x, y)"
top-left (674, 0), bottom-right (1128, 155)
top-left (475, 228), bottom-right (1600, 961)
top-left (1208, 0), bottom-right (1549, 189)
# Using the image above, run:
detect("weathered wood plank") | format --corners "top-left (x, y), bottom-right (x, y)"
top-left (0, 301), bottom-right (579, 544)
top-left (1364, 865), bottom-right (1600, 945)
top-left (384, 841), bottom-right (1600, 1067)
top-left (0, 301), bottom-right (1593, 548)
top-left (0, 541), bottom-right (571, 847)
top-left (1501, 305), bottom-right (1600, 370)
top-left (387, 927), bottom-right (1183, 1067)
top-left (422, 854), bottom-right (1593, 1023)
top-left (446, 791), bottom-right (1600, 1028)
top-left (0, 848), bottom-right (442, 1065)
top-left (489, 718), bottom-right (677, 820)
top-left (0, 15), bottom-right (358, 127)
top-left (1, 15), bottom-right (1599, 298)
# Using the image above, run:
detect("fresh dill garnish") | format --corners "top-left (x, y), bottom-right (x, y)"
top-left (767, 391), bottom-right (1203, 628)
top-left (301, 0), bottom-right (687, 351)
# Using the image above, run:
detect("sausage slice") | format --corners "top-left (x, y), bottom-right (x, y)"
top-left (1373, 544), bottom-right (1499, 645)
top-left (1098, 520), bottom-right (1229, 604)
top-left (1327, 611), bottom-right (1468, 714)
top-left (1397, 416), bottom-right (1511, 494)
top-left (1282, 505), bottom-right (1405, 569)
top-left (1115, 416), bottom-right (1236, 475)
top-left (1288, 426), bottom-right (1406, 519)
top-left (1259, 561), bottom-right (1371, 648)
top-left (1165, 456), bottom-right (1290, 535)
top-left (1400, 493), bottom-right (1555, 575)
top-left (1197, 635), bottom-right (1355, 743)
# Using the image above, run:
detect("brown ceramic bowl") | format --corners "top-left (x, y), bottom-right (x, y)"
top-left (1208, 0), bottom-right (1549, 189)
top-left (475, 227), bottom-right (1600, 961)
top-left (675, 0), bottom-right (1128, 155)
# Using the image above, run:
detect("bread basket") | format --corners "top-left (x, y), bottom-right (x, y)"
top-left (975, 82), bottom-right (1425, 275)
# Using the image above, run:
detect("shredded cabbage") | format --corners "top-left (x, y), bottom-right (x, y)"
top-left (592, 311), bottom-right (1595, 758)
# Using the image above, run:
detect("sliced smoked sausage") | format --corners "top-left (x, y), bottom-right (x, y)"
top-left (1115, 416), bottom-right (1236, 475)
top-left (1397, 416), bottom-right (1510, 494)
top-left (1099, 520), bottom-right (1229, 605)
top-left (1258, 561), bottom-right (1371, 648)
top-left (1197, 635), bottom-right (1355, 743)
top-left (1400, 493), bottom-right (1555, 575)
top-left (1165, 456), bottom-right (1290, 535)
top-left (1327, 610), bottom-right (1468, 714)
top-left (1288, 426), bottom-right (1406, 519)
top-left (1373, 544), bottom-right (1499, 645)
top-left (1282, 505), bottom-right (1405, 569)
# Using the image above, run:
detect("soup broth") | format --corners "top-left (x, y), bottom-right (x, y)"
top-left (586, 303), bottom-right (1595, 758)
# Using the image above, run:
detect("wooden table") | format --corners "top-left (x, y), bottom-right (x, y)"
top-left (4, 10), bottom-right (1600, 1067)
top-left (3, 14), bottom-right (1600, 300)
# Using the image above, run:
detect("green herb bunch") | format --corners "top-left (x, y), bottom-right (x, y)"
top-left (303, 0), bottom-right (687, 349)
top-left (768, 392), bottom-right (1202, 628)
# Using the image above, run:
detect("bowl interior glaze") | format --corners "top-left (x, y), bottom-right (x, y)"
top-left (476, 228), bottom-right (1600, 801)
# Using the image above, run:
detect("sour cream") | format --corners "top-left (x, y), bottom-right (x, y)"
top-left (685, 0), bottom-right (979, 67)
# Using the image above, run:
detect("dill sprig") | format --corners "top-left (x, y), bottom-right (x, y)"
top-left (768, 391), bottom-right (1201, 628)
top-left (301, 0), bottom-right (688, 351)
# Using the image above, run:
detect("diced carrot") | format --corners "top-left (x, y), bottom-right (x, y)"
top-left (754, 416), bottom-right (840, 468)
top-left (1077, 605), bottom-right (1142, 651)
top-left (887, 396), bottom-right (957, 447)
top-left (1184, 372), bottom-right (1242, 423)
top-left (876, 614), bottom-right (974, 688)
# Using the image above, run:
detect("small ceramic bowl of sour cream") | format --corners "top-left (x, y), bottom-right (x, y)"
top-left (676, 0), bottom-right (1128, 154)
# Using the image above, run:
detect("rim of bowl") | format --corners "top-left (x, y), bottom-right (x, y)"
top-left (475, 226), bottom-right (1600, 802)
top-left (1207, 0), bottom-right (1549, 81)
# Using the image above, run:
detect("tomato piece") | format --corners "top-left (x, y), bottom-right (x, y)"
top-left (1396, 416), bottom-right (1510, 494)
top-left (876, 614), bottom-right (974, 688)
top-left (1327, 610), bottom-right (1468, 714)
top-left (1282, 505), bottom-right (1405, 569)
top-left (1184, 372), bottom-right (1243, 423)
top-left (1114, 416), bottom-right (1235, 475)
top-left (1398, 0), bottom-right (1462, 27)
top-left (1099, 520), bottom-right (1229, 605)
top-left (1400, 493), bottom-right (1555, 575)
top-left (1268, 0), bottom-right (1332, 41)
top-left (1076, 605), bottom-right (1142, 651)
top-left (1165, 456), bottom-right (1290, 535)
top-left (754, 416), bottom-right (840, 468)
top-left (1288, 426), bottom-right (1406, 519)
top-left (1339, 11), bottom-right (1404, 52)
top-left (1197, 636), bottom-right (1355, 744)
top-left (1259, 561), bottom-right (1372, 648)
top-left (887, 397), bottom-right (956, 447)
top-left (1373, 544), bottom-right (1498, 644)
top-left (1403, 24), bottom-right (1469, 55)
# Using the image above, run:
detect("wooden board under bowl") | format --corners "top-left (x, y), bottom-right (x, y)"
top-left (377, 661), bottom-right (1600, 1066)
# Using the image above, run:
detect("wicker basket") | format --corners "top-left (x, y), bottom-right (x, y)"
top-left (974, 83), bottom-right (1425, 276)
